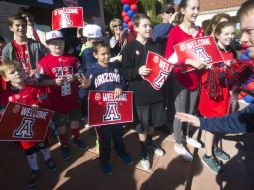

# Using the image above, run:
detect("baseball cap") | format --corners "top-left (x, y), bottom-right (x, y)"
top-left (82, 24), bottom-right (102, 38)
top-left (161, 4), bottom-right (175, 14)
top-left (46, 30), bottom-right (64, 42)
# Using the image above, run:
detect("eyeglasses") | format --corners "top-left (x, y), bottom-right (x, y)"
top-left (113, 24), bottom-right (122, 28)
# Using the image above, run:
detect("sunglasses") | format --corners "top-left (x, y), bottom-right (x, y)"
top-left (165, 9), bottom-right (175, 14)
top-left (113, 24), bottom-right (122, 28)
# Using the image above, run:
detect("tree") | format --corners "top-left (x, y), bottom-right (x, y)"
top-left (103, 0), bottom-right (122, 25)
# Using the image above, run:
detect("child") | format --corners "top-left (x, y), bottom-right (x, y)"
top-left (165, 0), bottom-right (205, 161)
top-left (0, 61), bottom-right (56, 187)
top-left (80, 40), bottom-right (133, 175)
top-left (1, 15), bottom-right (48, 77)
top-left (199, 21), bottom-right (236, 174)
top-left (37, 30), bottom-right (87, 161)
top-left (121, 14), bottom-right (166, 171)
top-left (79, 24), bottom-right (102, 119)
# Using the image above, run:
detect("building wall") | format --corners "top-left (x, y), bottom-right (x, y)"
top-left (196, 7), bottom-right (240, 27)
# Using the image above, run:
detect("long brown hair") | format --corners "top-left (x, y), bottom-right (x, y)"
top-left (174, 0), bottom-right (200, 25)
top-left (205, 13), bottom-right (230, 36)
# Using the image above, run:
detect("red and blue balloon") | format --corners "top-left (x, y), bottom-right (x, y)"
top-left (121, 0), bottom-right (138, 29)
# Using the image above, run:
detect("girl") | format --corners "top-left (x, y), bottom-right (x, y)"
top-left (205, 13), bottom-right (230, 36)
top-left (165, 0), bottom-right (205, 161)
top-left (199, 21), bottom-right (237, 174)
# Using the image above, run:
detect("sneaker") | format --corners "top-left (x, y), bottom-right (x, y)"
top-left (213, 147), bottom-right (230, 161)
top-left (186, 138), bottom-right (202, 149)
top-left (101, 162), bottom-right (113, 175)
top-left (27, 170), bottom-right (39, 187)
top-left (60, 145), bottom-right (71, 161)
top-left (148, 144), bottom-right (165, 157)
top-left (73, 139), bottom-right (88, 151)
top-left (140, 155), bottom-right (150, 171)
top-left (118, 154), bottom-right (134, 165)
top-left (202, 155), bottom-right (222, 174)
top-left (174, 144), bottom-right (193, 161)
top-left (45, 158), bottom-right (57, 172)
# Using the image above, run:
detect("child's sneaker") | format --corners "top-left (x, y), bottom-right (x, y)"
top-left (202, 155), bottom-right (222, 174)
top-left (101, 162), bottom-right (113, 175)
top-left (148, 144), bottom-right (165, 157)
top-left (73, 139), bottom-right (88, 151)
top-left (140, 155), bottom-right (150, 171)
top-left (213, 147), bottom-right (230, 161)
top-left (174, 144), bottom-right (193, 161)
top-left (60, 145), bottom-right (71, 161)
top-left (45, 158), bottom-right (57, 172)
top-left (27, 170), bottom-right (39, 187)
top-left (186, 138), bottom-right (202, 149)
top-left (118, 154), bottom-right (133, 165)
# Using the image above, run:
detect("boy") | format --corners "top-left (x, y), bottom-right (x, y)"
top-left (121, 14), bottom-right (166, 171)
top-left (0, 61), bottom-right (56, 187)
top-left (1, 15), bottom-right (48, 77)
top-left (37, 30), bottom-right (87, 161)
top-left (18, 7), bottom-right (51, 47)
top-left (80, 40), bottom-right (133, 175)
top-left (79, 24), bottom-right (102, 119)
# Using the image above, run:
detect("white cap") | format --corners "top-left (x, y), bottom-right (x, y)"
top-left (46, 30), bottom-right (64, 42)
top-left (82, 24), bottom-right (102, 38)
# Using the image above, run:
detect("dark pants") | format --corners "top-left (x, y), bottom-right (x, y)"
top-left (96, 124), bottom-right (127, 164)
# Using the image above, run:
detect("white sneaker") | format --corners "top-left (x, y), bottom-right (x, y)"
top-left (148, 144), bottom-right (165, 157)
top-left (140, 157), bottom-right (150, 171)
top-left (186, 138), bottom-right (202, 149)
top-left (174, 144), bottom-right (193, 161)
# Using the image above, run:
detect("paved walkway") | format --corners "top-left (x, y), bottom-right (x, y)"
top-left (0, 127), bottom-right (254, 190)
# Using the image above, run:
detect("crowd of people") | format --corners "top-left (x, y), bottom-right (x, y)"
top-left (0, 0), bottom-right (254, 188)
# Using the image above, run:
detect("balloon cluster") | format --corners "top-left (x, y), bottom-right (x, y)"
top-left (121, 0), bottom-right (138, 30)
top-left (238, 73), bottom-right (254, 103)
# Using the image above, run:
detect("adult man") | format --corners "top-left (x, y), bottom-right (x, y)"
top-left (175, 0), bottom-right (254, 134)
top-left (152, 4), bottom-right (176, 50)
top-left (18, 7), bottom-right (51, 47)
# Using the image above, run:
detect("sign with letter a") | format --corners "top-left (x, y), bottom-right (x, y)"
top-left (144, 51), bottom-right (175, 90)
top-left (0, 102), bottom-right (54, 141)
top-left (88, 91), bottom-right (133, 126)
top-left (52, 7), bottom-right (84, 30)
top-left (174, 36), bottom-right (224, 73)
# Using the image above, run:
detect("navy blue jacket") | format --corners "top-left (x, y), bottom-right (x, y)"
top-left (81, 47), bottom-right (97, 73)
top-left (200, 103), bottom-right (254, 133)
top-left (85, 62), bottom-right (125, 91)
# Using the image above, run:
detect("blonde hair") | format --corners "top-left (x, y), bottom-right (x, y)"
top-left (109, 18), bottom-right (122, 34)
top-left (0, 61), bottom-right (21, 78)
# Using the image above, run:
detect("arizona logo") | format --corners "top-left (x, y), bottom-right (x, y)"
top-left (153, 71), bottom-right (169, 89)
top-left (103, 102), bottom-right (121, 121)
top-left (60, 13), bottom-right (73, 27)
top-left (194, 47), bottom-right (212, 62)
top-left (12, 117), bottom-right (35, 138)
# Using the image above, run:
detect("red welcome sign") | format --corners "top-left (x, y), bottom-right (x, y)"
top-left (52, 7), bottom-right (84, 30)
top-left (144, 51), bottom-right (175, 90)
top-left (88, 91), bottom-right (133, 127)
top-left (174, 36), bottom-right (223, 73)
top-left (0, 102), bottom-right (54, 141)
